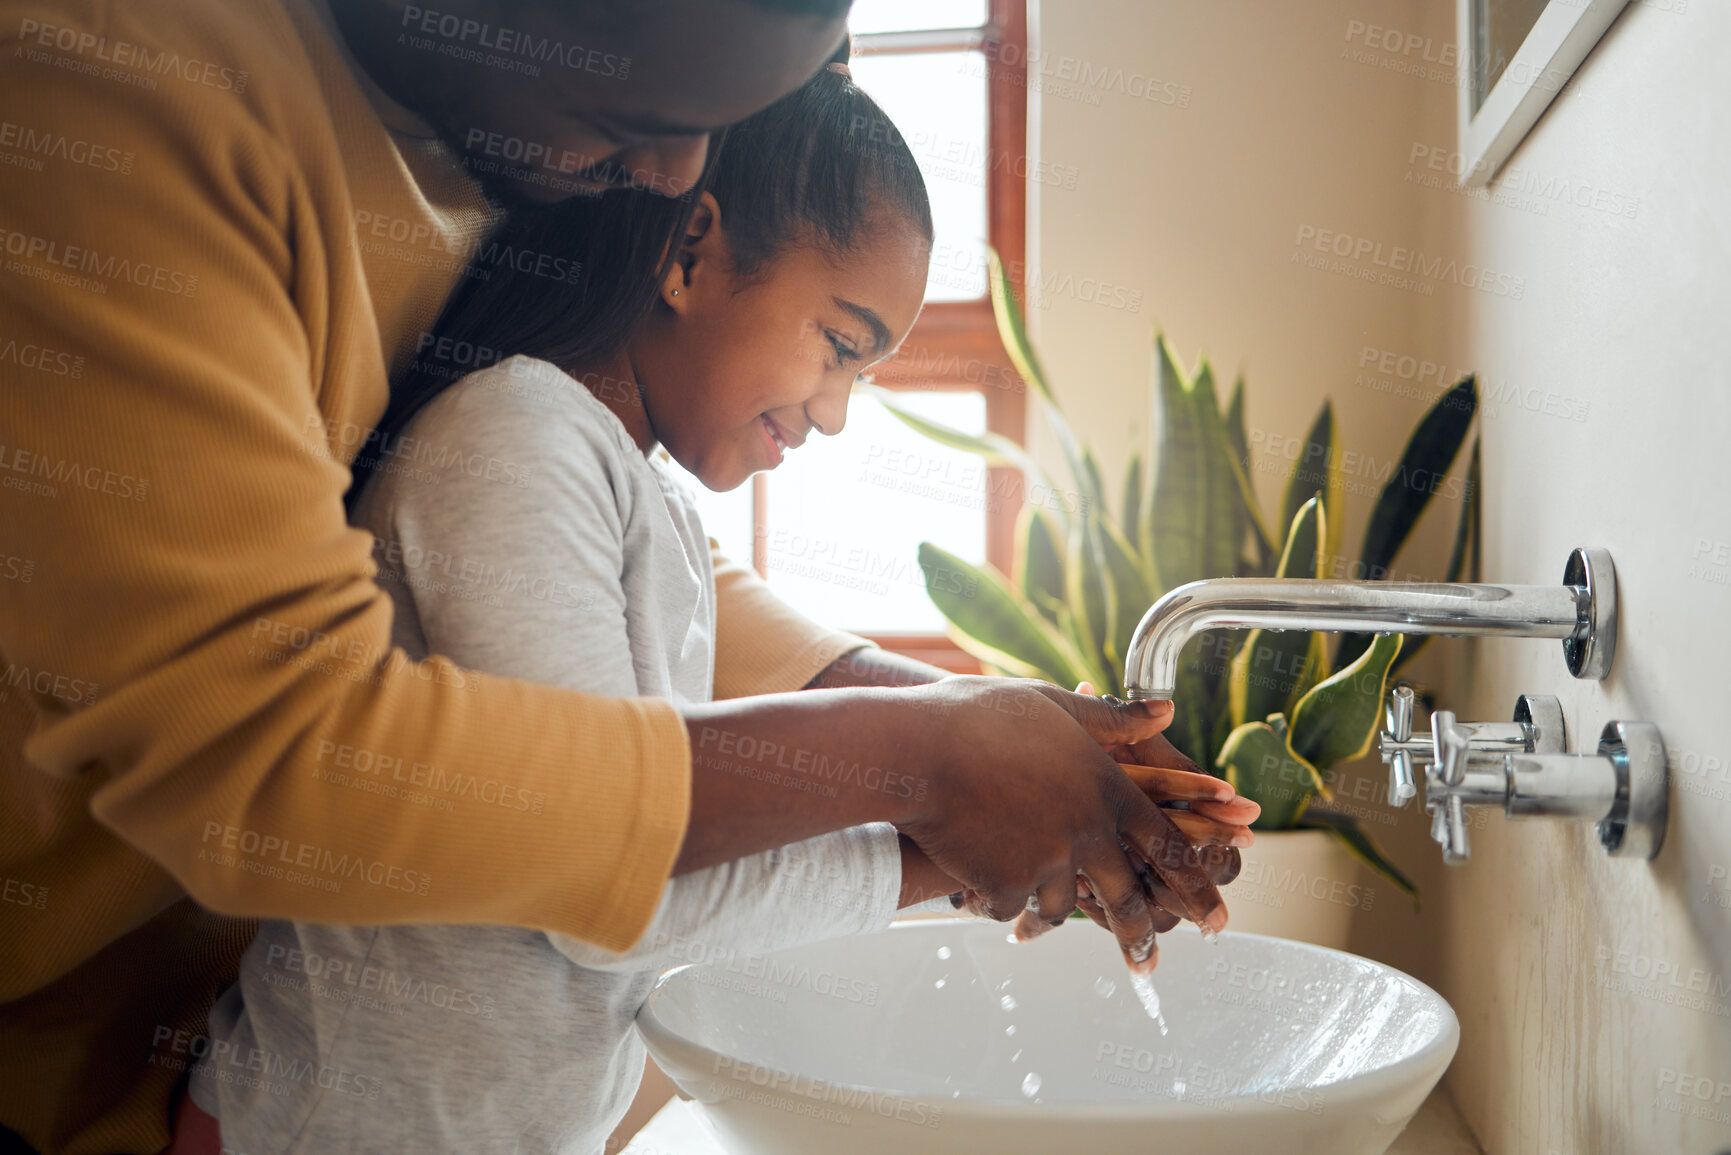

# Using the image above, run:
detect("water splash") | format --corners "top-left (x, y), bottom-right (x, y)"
top-left (1130, 970), bottom-right (1170, 1037)
top-left (936, 946), bottom-right (952, 960)
top-left (1020, 1072), bottom-right (1042, 1098)
top-left (1199, 924), bottom-right (1220, 945)
top-left (998, 994), bottom-right (1018, 1012)
top-left (1093, 976), bottom-right (1117, 999)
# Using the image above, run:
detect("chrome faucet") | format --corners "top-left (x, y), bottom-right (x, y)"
top-left (1122, 547), bottom-right (1615, 700)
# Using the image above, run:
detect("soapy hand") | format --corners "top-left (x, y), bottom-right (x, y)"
top-left (1007, 682), bottom-right (1259, 956)
top-left (893, 676), bottom-right (1227, 972)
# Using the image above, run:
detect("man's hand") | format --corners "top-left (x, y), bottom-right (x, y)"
top-left (683, 661), bottom-right (1226, 973)
top-left (891, 677), bottom-right (1226, 972)
top-left (1006, 682), bottom-right (1260, 958)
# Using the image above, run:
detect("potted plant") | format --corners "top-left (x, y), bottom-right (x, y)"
top-left (870, 253), bottom-right (1480, 947)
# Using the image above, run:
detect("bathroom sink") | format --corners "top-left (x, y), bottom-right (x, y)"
top-left (637, 918), bottom-right (1458, 1155)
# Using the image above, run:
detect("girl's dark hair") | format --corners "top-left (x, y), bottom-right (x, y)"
top-left (350, 40), bottom-right (929, 508)
top-left (706, 44), bottom-right (931, 279)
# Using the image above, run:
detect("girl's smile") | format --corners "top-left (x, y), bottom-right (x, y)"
top-left (761, 414), bottom-right (801, 467)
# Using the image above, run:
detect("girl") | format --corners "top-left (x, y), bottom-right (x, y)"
top-left (189, 53), bottom-right (949, 1155)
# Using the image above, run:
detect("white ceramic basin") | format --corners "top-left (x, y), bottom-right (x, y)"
top-left (637, 918), bottom-right (1458, 1155)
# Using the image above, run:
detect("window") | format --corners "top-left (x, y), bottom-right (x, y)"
top-left (676, 0), bottom-right (1028, 670)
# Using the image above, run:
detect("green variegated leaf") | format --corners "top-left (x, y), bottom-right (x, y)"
top-left (1224, 375), bottom-right (1250, 468)
top-left (985, 250), bottom-right (1102, 515)
top-left (1230, 497), bottom-right (1325, 726)
top-left (1360, 376), bottom-right (1478, 576)
top-left (1215, 720), bottom-right (1327, 830)
top-left (1338, 377), bottom-right (1477, 667)
top-left (918, 542), bottom-right (1088, 687)
top-left (1063, 513), bottom-right (1115, 690)
top-left (1191, 361), bottom-right (1243, 583)
top-left (987, 248), bottom-right (1057, 408)
top-left (1121, 453), bottom-right (1143, 553)
top-left (1221, 376), bottom-right (1255, 570)
top-left (1015, 504), bottom-right (1066, 626)
top-left (1393, 436), bottom-right (1481, 676)
top-left (1278, 401), bottom-right (1344, 574)
top-left (1098, 517), bottom-right (1152, 685)
top-left (1288, 632), bottom-right (1403, 768)
top-left (868, 385), bottom-right (1046, 482)
top-left (1283, 633), bottom-right (1329, 717)
top-left (1082, 448), bottom-right (1107, 522)
top-left (1147, 335), bottom-right (1220, 593)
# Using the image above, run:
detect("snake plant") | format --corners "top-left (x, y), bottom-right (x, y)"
top-left (870, 252), bottom-right (1482, 904)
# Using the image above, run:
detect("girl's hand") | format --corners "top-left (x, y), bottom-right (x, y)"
top-left (1010, 682), bottom-right (1259, 946)
top-left (890, 677), bottom-right (1227, 971)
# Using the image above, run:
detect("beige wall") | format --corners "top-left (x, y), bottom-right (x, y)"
top-left (1030, 2), bottom-right (1731, 1152)
top-left (1413, 0), bottom-right (1731, 1152)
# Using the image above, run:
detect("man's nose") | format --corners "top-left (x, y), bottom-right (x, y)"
top-left (612, 134), bottom-right (709, 197)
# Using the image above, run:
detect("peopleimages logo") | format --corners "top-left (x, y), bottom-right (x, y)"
top-left (1293, 225), bottom-right (1525, 298)
top-left (399, 6), bottom-right (629, 78)
top-left (15, 18), bottom-right (249, 92)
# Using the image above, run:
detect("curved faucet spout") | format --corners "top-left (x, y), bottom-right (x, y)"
top-left (1121, 548), bottom-right (1615, 699)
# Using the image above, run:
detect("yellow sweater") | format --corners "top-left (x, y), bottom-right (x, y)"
top-left (0, 2), bottom-right (865, 1151)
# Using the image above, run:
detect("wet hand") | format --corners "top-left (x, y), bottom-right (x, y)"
top-left (1007, 682), bottom-right (1258, 956)
top-left (897, 676), bottom-right (1226, 973)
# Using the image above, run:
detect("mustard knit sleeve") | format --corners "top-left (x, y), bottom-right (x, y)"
top-left (0, 21), bottom-right (688, 961)
top-left (709, 546), bottom-right (874, 700)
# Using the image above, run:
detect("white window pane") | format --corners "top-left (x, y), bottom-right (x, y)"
top-left (762, 390), bottom-right (988, 634)
top-left (664, 454), bottom-right (754, 567)
top-left (848, 52), bottom-right (988, 302)
top-left (849, 0), bottom-right (987, 35)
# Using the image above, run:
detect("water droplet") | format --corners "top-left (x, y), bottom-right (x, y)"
top-left (934, 977), bottom-right (947, 989)
top-left (1094, 977), bottom-right (1117, 999)
top-left (936, 946), bottom-right (952, 960)
top-left (999, 994), bottom-right (1018, 1012)
top-left (1006, 932), bottom-right (1018, 943)
top-left (951, 1089), bottom-right (961, 1099)
top-left (1020, 1072), bottom-right (1042, 1098)
top-left (1005, 1024), bottom-right (1017, 1036)
top-left (1199, 925), bottom-right (1220, 945)
top-left (1011, 1048), bottom-right (1023, 1062)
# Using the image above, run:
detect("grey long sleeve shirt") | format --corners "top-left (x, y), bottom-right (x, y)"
top-left (191, 355), bottom-right (902, 1154)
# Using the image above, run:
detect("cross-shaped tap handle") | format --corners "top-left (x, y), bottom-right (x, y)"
top-left (1384, 686), bottom-right (1418, 806)
top-left (1431, 710), bottom-right (1470, 786)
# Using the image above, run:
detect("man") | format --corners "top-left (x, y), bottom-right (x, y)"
top-left (0, 1), bottom-right (1224, 1150)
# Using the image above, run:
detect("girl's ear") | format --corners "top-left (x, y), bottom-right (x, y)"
top-left (663, 191), bottom-right (723, 310)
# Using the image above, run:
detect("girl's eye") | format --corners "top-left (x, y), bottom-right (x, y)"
top-left (826, 332), bottom-right (861, 367)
